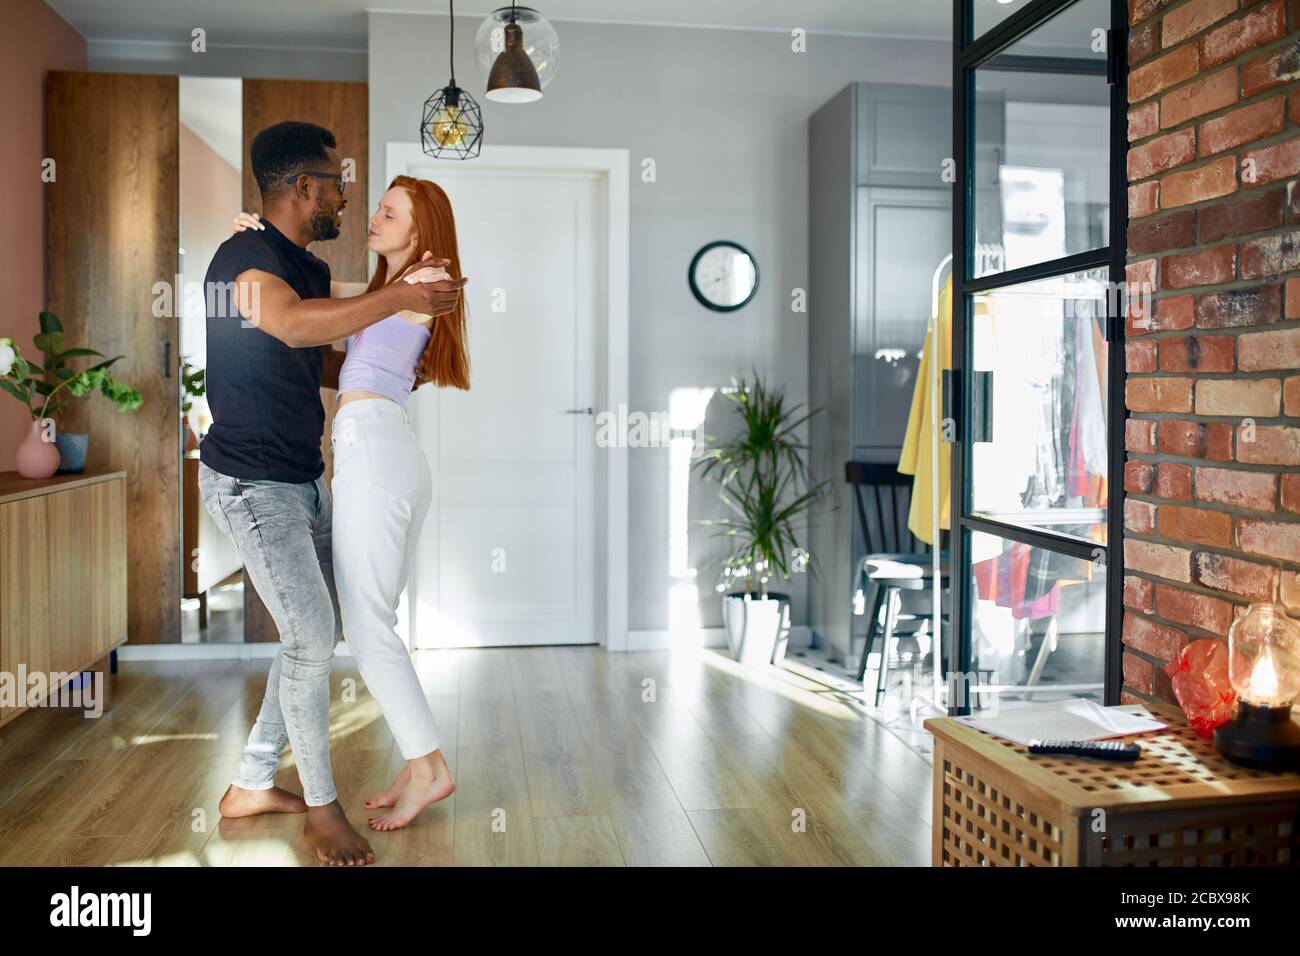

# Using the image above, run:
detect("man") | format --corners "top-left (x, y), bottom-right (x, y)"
top-left (197, 121), bottom-right (467, 866)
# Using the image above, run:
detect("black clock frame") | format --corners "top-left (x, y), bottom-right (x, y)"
top-left (688, 240), bottom-right (759, 312)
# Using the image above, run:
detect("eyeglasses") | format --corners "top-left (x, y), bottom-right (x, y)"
top-left (285, 171), bottom-right (347, 195)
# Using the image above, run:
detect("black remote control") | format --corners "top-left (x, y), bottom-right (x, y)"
top-left (1026, 739), bottom-right (1142, 761)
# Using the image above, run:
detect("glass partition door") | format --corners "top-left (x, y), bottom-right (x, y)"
top-left (949, 0), bottom-right (1127, 714)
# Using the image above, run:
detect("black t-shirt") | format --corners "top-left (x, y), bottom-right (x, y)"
top-left (199, 220), bottom-right (331, 483)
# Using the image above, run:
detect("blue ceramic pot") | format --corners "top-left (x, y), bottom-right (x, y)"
top-left (55, 433), bottom-right (88, 473)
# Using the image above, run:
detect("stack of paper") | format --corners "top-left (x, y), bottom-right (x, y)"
top-left (953, 699), bottom-right (1167, 747)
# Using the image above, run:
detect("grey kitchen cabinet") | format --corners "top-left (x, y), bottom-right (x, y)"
top-left (856, 83), bottom-right (953, 188)
top-left (808, 81), bottom-right (952, 666)
top-left (855, 186), bottom-right (952, 458)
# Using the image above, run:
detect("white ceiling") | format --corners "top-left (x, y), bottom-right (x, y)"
top-left (48, 0), bottom-right (962, 50)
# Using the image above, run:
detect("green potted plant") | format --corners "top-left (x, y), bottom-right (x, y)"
top-left (693, 371), bottom-right (830, 666)
top-left (0, 311), bottom-right (142, 478)
top-left (180, 357), bottom-right (206, 453)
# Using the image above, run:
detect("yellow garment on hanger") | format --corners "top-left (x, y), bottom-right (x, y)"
top-left (897, 274), bottom-right (953, 546)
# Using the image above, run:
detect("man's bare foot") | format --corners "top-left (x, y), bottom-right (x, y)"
top-left (304, 801), bottom-right (376, 866)
top-left (219, 783), bottom-right (308, 818)
top-left (363, 765), bottom-right (410, 810)
top-left (367, 750), bottom-right (455, 832)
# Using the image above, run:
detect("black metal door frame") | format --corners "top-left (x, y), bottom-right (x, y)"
top-left (948, 0), bottom-right (1129, 714)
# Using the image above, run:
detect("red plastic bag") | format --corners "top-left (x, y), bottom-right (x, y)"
top-left (1164, 638), bottom-right (1236, 738)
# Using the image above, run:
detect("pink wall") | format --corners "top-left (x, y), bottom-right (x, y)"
top-left (179, 123), bottom-right (241, 378)
top-left (0, 1), bottom-right (87, 471)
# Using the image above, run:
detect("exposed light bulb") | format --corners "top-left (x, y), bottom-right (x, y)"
top-left (430, 107), bottom-right (468, 147)
top-left (1250, 649), bottom-right (1280, 704)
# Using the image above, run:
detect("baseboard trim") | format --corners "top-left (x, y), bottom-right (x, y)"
top-left (623, 626), bottom-right (812, 652)
top-left (116, 631), bottom-right (814, 659)
top-left (116, 643), bottom-right (357, 661)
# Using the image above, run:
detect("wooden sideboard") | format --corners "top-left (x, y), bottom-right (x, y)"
top-left (0, 469), bottom-right (127, 727)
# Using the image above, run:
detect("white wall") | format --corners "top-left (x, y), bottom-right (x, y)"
top-left (369, 13), bottom-right (950, 634)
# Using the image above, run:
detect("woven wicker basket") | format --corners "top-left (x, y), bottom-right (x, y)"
top-left (925, 702), bottom-right (1300, 866)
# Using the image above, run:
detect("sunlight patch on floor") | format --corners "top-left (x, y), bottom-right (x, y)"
top-left (698, 647), bottom-right (863, 721)
top-left (128, 733), bottom-right (219, 746)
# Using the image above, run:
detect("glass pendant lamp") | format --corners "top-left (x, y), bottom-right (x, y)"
top-left (476, 4), bottom-right (558, 103)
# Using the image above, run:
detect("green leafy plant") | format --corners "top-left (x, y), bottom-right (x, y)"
top-left (693, 370), bottom-right (831, 599)
top-left (0, 311), bottom-right (143, 425)
top-left (180, 358), bottom-right (206, 415)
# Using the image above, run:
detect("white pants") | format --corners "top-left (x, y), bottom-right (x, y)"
top-left (330, 398), bottom-right (440, 760)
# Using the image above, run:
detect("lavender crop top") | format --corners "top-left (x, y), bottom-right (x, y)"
top-left (337, 314), bottom-right (432, 410)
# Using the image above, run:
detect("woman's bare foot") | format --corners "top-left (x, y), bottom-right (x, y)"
top-left (367, 750), bottom-right (455, 831)
top-left (363, 765), bottom-right (410, 810)
top-left (219, 783), bottom-right (308, 818)
top-left (304, 801), bottom-right (376, 866)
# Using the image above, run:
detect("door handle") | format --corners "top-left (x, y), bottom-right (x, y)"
top-left (972, 370), bottom-right (993, 444)
top-left (941, 369), bottom-right (954, 439)
top-left (563, 407), bottom-right (594, 415)
top-left (940, 370), bottom-right (993, 443)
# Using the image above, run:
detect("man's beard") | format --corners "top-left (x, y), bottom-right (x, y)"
top-left (309, 204), bottom-right (341, 241)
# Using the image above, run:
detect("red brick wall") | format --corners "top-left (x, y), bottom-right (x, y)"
top-left (1124, 0), bottom-right (1300, 704)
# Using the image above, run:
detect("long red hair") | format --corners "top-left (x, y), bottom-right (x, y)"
top-left (365, 175), bottom-right (470, 390)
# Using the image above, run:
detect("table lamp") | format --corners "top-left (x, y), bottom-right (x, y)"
top-left (1213, 602), bottom-right (1300, 771)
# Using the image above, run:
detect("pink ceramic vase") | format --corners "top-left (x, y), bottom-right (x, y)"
top-left (16, 418), bottom-right (60, 479)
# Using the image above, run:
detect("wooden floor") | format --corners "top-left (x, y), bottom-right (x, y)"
top-left (0, 646), bottom-right (933, 866)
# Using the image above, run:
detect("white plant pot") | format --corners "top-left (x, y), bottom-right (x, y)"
top-left (723, 592), bottom-right (791, 667)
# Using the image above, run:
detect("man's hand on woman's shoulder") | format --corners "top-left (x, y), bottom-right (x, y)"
top-left (393, 251), bottom-right (466, 318)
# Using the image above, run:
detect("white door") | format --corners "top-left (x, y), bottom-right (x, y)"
top-left (400, 165), bottom-right (601, 647)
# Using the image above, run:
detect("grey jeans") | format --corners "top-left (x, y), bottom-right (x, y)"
top-left (198, 460), bottom-right (341, 807)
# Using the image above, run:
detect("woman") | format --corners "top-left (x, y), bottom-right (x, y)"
top-left (234, 175), bottom-right (468, 831)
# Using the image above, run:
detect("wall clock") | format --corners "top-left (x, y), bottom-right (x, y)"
top-left (688, 241), bottom-right (759, 312)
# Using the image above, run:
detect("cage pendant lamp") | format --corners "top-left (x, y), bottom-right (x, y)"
top-left (486, 2), bottom-right (543, 103)
top-left (421, 0), bottom-right (483, 160)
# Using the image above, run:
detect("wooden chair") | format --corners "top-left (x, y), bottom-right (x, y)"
top-left (845, 461), bottom-right (950, 704)
top-left (844, 461), bottom-right (934, 562)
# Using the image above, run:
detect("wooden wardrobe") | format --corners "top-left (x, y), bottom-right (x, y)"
top-left (46, 72), bottom-right (367, 644)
